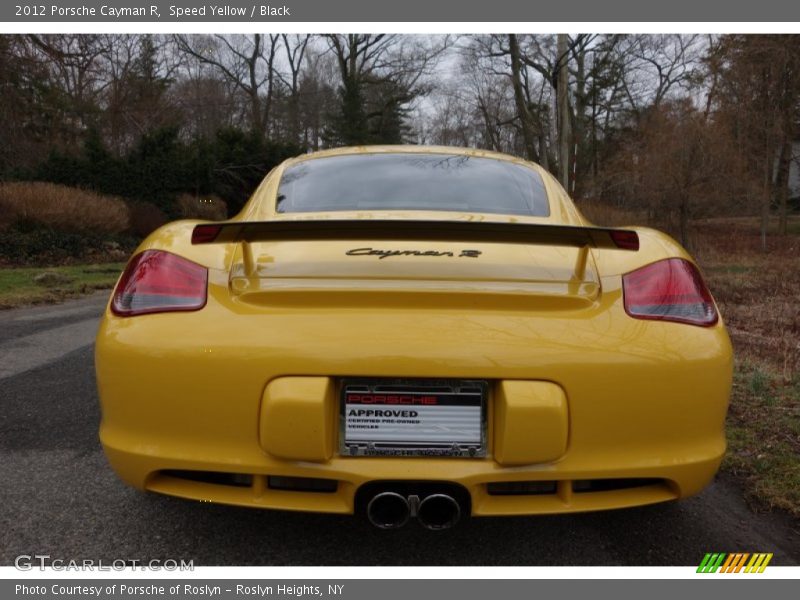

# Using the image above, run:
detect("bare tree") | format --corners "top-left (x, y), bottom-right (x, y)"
top-left (615, 34), bottom-right (704, 118)
top-left (277, 34), bottom-right (312, 143)
top-left (323, 34), bottom-right (448, 144)
top-left (296, 46), bottom-right (338, 150)
top-left (175, 34), bottom-right (281, 137)
top-left (99, 35), bottom-right (183, 153)
top-left (26, 34), bottom-right (110, 142)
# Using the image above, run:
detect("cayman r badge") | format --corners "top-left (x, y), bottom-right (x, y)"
top-left (345, 247), bottom-right (482, 259)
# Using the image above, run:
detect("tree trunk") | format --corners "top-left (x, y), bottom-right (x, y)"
top-left (573, 42), bottom-right (586, 194)
top-left (590, 72), bottom-right (598, 179)
top-left (775, 137), bottom-right (792, 236)
top-left (538, 131), bottom-right (550, 171)
top-left (679, 195), bottom-right (691, 251)
top-left (761, 154), bottom-right (771, 253)
top-left (248, 35), bottom-right (263, 136)
top-left (508, 34), bottom-right (539, 163)
top-left (557, 34), bottom-right (571, 190)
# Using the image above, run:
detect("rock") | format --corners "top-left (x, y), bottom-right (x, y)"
top-left (33, 271), bottom-right (75, 286)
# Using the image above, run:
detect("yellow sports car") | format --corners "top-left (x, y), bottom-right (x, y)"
top-left (95, 145), bottom-right (732, 530)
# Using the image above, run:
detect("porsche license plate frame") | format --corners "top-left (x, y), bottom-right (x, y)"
top-left (339, 378), bottom-right (487, 458)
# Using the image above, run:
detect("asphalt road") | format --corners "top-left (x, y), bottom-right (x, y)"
top-left (1, 293), bottom-right (798, 567)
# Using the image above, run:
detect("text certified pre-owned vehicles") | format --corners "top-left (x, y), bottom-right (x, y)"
top-left (96, 146), bottom-right (732, 530)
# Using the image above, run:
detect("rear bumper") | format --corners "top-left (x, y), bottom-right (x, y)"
top-left (102, 439), bottom-right (723, 516)
top-left (96, 278), bottom-right (732, 516)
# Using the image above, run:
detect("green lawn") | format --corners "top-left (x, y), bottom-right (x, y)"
top-left (0, 263), bottom-right (124, 308)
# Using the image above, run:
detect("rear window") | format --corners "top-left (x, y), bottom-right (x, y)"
top-left (275, 153), bottom-right (550, 216)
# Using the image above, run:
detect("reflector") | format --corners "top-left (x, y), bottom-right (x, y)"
top-left (191, 224), bottom-right (222, 244)
top-left (610, 229), bottom-right (640, 250)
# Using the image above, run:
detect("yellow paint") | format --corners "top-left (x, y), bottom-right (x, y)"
top-left (95, 145), bottom-right (733, 516)
top-left (260, 377), bottom-right (336, 462)
top-left (493, 381), bottom-right (568, 465)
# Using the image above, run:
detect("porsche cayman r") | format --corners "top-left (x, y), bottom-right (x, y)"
top-left (95, 146), bottom-right (732, 529)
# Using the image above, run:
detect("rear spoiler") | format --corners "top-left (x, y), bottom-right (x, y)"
top-left (191, 220), bottom-right (639, 251)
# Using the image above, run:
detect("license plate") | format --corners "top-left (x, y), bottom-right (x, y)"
top-left (340, 379), bottom-right (487, 458)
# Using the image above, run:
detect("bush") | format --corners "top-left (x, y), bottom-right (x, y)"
top-left (0, 225), bottom-right (137, 266)
top-left (128, 202), bottom-right (168, 238)
top-left (175, 193), bottom-right (228, 220)
top-left (0, 181), bottom-right (130, 234)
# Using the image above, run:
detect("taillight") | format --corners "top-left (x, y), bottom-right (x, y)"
top-left (622, 258), bottom-right (718, 327)
top-left (111, 250), bottom-right (208, 316)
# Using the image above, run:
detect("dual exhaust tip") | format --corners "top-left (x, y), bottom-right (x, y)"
top-left (367, 491), bottom-right (462, 530)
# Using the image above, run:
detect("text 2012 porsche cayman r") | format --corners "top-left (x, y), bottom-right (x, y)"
top-left (95, 146), bottom-right (732, 530)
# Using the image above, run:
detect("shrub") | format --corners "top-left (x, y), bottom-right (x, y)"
top-left (0, 226), bottom-right (137, 266)
top-left (0, 181), bottom-right (130, 234)
top-left (175, 193), bottom-right (228, 220)
top-left (128, 202), bottom-right (168, 238)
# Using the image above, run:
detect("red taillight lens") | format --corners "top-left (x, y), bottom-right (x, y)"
top-left (622, 258), bottom-right (718, 327)
top-left (111, 250), bottom-right (208, 316)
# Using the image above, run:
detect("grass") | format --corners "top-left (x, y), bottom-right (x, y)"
top-left (785, 220), bottom-right (800, 236)
top-left (724, 364), bottom-right (800, 515)
top-left (705, 264), bottom-right (754, 275)
top-left (0, 263), bottom-right (124, 308)
top-left (693, 217), bottom-right (800, 516)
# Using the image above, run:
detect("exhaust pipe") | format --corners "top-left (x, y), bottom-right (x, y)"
top-left (367, 492), bottom-right (411, 529)
top-left (417, 494), bottom-right (461, 530)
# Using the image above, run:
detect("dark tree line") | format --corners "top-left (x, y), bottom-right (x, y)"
top-left (0, 33), bottom-right (798, 243)
top-left (0, 34), bottom-right (446, 216)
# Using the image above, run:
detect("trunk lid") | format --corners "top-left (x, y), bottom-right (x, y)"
top-left (190, 218), bottom-right (638, 310)
top-left (228, 240), bottom-right (601, 310)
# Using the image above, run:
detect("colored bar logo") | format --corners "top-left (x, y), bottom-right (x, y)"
top-left (697, 552), bottom-right (773, 573)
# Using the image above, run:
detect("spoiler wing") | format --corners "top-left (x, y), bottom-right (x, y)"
top-left (191, 220), bottom-right (639, 251)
